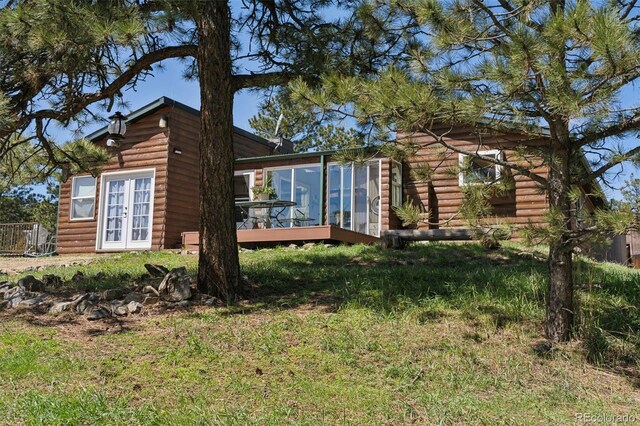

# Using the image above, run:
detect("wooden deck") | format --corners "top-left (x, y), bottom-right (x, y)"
top-left (181, 225), bottom-right (379, 250)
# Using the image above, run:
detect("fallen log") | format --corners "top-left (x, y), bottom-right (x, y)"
top-left (380, 229), bottom-right (476, 249)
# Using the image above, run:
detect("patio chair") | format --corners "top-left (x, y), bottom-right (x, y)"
top-left (23, 224), bottom-right (53, 256)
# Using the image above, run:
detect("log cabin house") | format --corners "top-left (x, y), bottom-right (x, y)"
top-left (56, 97), bottom-right (292, 254)
top-left (57, 97), bottom-right (615, 258)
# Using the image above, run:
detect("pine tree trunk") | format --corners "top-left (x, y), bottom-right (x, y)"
top-left (545, 138), bottom-right (574, 343)
top-left (195, 2), bottom-right (242, 301)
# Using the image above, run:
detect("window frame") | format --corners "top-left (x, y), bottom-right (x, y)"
top-left (327, 159), bottom-right (382, 236)
top-left (391, 160), bottom-right (403, 209)
top-left (234, 170), bottom-right (256, 201)
top-left (70, 175), bottom-right (97, 221)
top-left (458, 150), bottom-right (502, 187)
top-left (263, 163), bottom-right (323, 226)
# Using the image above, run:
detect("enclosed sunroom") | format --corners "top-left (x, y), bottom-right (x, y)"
top-left (228, 150), bottom-right (403, 246)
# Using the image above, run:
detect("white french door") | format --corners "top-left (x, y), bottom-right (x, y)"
top-left (99, 170), bottom-right (154, 250)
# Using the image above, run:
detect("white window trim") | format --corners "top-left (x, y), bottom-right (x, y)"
top-left (70, 175), bottom-right (97, 221)
top-left (391, 160), bottom-right (403, 209)
top-left (95, 168), bottom-right (156, 251)
top-left (458, 150), bottom-right (502, 187)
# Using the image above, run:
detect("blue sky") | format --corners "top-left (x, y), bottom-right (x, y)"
top-left (81, 59), bottom-right (262, 136)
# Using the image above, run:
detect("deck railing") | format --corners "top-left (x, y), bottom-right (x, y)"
top-left (0, 222), bottom-right (55, 256)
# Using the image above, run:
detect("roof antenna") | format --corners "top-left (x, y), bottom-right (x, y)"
top-left (271, 113), bottom-right (285, 153)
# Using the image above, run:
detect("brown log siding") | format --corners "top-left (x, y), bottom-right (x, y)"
top-left (163, 107), bottom-right (277, 249)
top-left (57, 109), bottom-right (170, 254)
top-left (400, 130), bottom-right (550, 231)
top-left (58, 103), bottom-right (283, 253)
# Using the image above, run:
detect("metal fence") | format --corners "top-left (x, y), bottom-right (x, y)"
top-left (0, 222), bottom-right (55, 256)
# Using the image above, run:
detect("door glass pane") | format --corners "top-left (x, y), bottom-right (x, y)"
top-left (130, 177), bottom-right (152, 241)
top-left (234, 173), bottom-right (253, 227)
top-left (328, 165), bottom-right (341, 226)
top-left (268, 169), bottom-right (293, 221)
top-left (341, 165), bottom-right (352, 230)
top-left (353, 165), bottom-right (368, 234)
top-left (368, 162), bottom-right (380, 236)
top-left (105, 180), bottom-right (125, 242)
top-left (293, 166), bottom-right (321, 226)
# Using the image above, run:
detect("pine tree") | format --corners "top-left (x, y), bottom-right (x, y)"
top-left (292, 0), bottom-right (640, 342)
top-left (249, 90), bottom-right (362, 152)
top-left (0, 1), bottom-right (400, 301)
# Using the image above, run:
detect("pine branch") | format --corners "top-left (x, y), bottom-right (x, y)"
top-left (581, 144), bottom-right (640, 184)
top-left (4, 44), bottom-right (197, 138)
top-left (411, 127), bottom-right (549, 186)
top-left (574, 110), bottom-right (640, 147)
top-left (232, 71), bottom-right (296, 91)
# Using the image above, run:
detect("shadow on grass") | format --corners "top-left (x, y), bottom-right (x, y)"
top-left (3, 243), bottom-right (639, 380)
top-left (242, 243), bottom-right (548, 322)
top-left (237, 242), bottom-right (640, 381)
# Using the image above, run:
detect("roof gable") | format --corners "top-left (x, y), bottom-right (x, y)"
top-left (85, 96), bottom-right (277, 150)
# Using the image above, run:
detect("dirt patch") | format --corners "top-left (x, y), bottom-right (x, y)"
top-left (0, 255), bottom-right (98, 275)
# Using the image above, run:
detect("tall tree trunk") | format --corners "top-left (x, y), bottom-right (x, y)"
top-left (195, 1), bottom-right (242, 301)
top-left (545, 136), bottom-right (574, 343)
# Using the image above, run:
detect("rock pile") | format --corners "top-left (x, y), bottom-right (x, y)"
top-left (0, 265), bottom-right (218, 321)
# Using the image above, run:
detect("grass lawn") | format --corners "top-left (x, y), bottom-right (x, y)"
top-left (0, 243), bottom-right (639, 425)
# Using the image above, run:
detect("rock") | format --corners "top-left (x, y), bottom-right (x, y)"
top-left (86, 306), bottom-right (110, 321)
top-left (191, 293), bottom-right (216, 305)
top-left (49, 301), bottom-right (74, 315)
top-left (142, 296), bottom-right (159, 305)
top-left (142, 285), bottom-right (159, 296)
top-left (158, 267), bottom-right (192, 302)
top-left (533, 340), bottom-right (554, 357)
top-left (172, 300), bottom-right (190, 308)
top-left (324, 244), bottom-right (335, 248)
top-left (127, 301), bottom-right (142, 314)
top-left (287, 244), bottom-right (298, 249)
top-left (113, 305), bottom-right (129, 316)
top-left (124, 292), bottom-right (144, 303)
top-left (75, 298), bottom-right (94, 314)
top-left (19, 294), bottom-right (48, 307)
top-left (109, 300), bottom-right (126, 314)
top-left (144, 264), bottom-right (170, 277)
top-left (5, 289), bottom-right (38, 308)
top-left (41, 274), bottom-right (62, 288)
top-left (71, 271), bottom-right (85, 281)
top-left (302, 242), bottom-right (316, 249)
top-left (5, 292), bottom-right (25, 308)
top-left (17, 275), bottom-right (45, 292)
top-left (100, 288), bottom-right (125, 301)
top-left (0, 283), bottom-right (13, 298)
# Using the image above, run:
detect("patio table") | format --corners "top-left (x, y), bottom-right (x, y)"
top-left (235, 199), bottom-right (297, 229)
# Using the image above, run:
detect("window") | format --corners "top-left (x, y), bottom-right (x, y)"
top-left (71, 176), bottom-right (96, 220)
top-left (391, 161), bottom-right (402, 208)
top-left (234, 171), bottom-right (255, 227)
top-left (328, 160), bottom-right (381, 236)
top-left (266, 165), bottom-right (322, 226)
top-left (234, 171), bottom-right (254, 202)
top-left (458, 150), bottom-right (502, 186)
